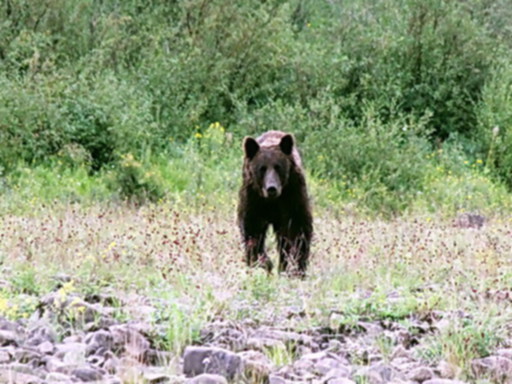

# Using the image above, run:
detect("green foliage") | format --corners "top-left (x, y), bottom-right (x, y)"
top-left (1, 0), bottom-right (512, 213)
top-left (476, 58), bottom-right (512, 188)
top-left (110, 153), bottom-right (165, 203)
top-left (418, 314), bottom-right (505, 373)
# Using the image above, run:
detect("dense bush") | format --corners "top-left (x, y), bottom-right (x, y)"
top-left (1, 0), bottom-right (512, 211)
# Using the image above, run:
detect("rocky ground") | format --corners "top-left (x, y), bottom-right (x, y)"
top-left (1, 284), bottom-right (511, 384)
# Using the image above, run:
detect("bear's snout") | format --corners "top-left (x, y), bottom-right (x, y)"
top-left (266, 186), bottom-right (278, 198)
top-left (262, 169), bottom-right (282, 199)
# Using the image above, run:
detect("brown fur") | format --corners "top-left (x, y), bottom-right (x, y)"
top-left (237, 131), bottom-right (313, 276)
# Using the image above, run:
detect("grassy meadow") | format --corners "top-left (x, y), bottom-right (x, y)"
top-left (1, 0), bottom-right (512, 382)
top-left (1, 199), bottom-right (512, 381)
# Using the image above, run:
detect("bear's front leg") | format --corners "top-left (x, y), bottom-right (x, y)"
top-left (244, 235), bottom-right (273, 272)
top-left (277, 231), bottom-right (311, 276)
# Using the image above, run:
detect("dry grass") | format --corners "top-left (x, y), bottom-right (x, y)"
top-left (1, 202), bottom-right (512, 379)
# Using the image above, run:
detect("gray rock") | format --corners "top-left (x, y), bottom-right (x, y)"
top-left (407, 366), bottom-right (434, 382)
top-left (102, 351), bottom-right (120, 374)
top-left (471, 355), bottom-right (512, 381)
top-left (144, 348), bottom-right (174, 365)
top-left (424, 380), bottom-right (468, 384)
top-left (391, 345), bottom-right (410, 360)
top-left (436, 360), bottom-right (460, 379)
top-left (246, 337), bottom-right (287, 351)
top-left (63, 335), bottom-right (82, 343)
top-left (0, 329), bottom-right (18, 346)
top-left (143, 371), bottom-right (175, 384)
top-left (454, 213), bottom-right (485, 229)
top-left (37, 340), bottom-right (54, 354)
top-left (186, 373), bottom-right (228, 384)
top-left (85, 329), bottom-right (113, 356)
top-left (496, 348), bottom-right (512, 360)
top-left (46, 356), bottom-right (71, 373)
top-left (45, 371), bottom-right (73, 382)
top-left (14, 348), bottom-right (42, 364)
top-left (71, 366), bottom-right (104, 381)
top-left (295, 351), bottom-right (349, 377)
top-left (110, 324), bottom-right (150, 359)
top-left (354, 364), bottom-right (398, 384)
top-left (238, 350), bottom-right (273, 382)
top-left (0, 349), bottom-right (11, 363)
top-left (86, 353), bottom-right (105, 366)
top-left (323, 367), bottom-right (351, 381)
top-left (328, 379), bottom-right (357, 384)
top-left (103, 376), bottom-right (124, 384)
top-left (26, 323), bottom-right (57, 346)
top-left (4, 363), bottom-right (44, 377)
top-left (248, 327), bottom-right (317, 353)
top-left (268, 375), bottom-right (286, 384)
top-left (0, 368), bottom-right (43, 384)
top-left (183, 346), bottom-right (243, 380)
top-left (56, 342), bottom-right (87, 367)
top-left (0, 318), bottom-right (23, 333)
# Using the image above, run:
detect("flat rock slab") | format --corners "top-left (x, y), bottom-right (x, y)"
top-left (186, 373), bottom-right (228, 384)
top-left (0, 368), bottom-right (43, 384)
top-left (183, 346), bottom-right (242, 380)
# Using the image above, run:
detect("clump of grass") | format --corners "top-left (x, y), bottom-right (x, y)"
top-left (417, 309), bottom-right (506, 379)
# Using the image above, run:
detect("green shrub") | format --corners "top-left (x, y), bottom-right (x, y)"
top-left (476, 58), bottom-right (512, 187)
top-left (110, 154), bottom-right (165, 203)
top-left (1, 0), bottom-right (512, 213)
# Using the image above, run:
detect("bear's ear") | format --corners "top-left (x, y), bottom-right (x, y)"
top-left (244, 137), bottom-right (260, 159)
top-left (279, 134), bottom-right (294, 156)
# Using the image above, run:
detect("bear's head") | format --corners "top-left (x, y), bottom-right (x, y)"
top-left (243, 134), bottom-right (295, 199)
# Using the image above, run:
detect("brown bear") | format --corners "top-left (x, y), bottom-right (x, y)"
top-left (237, 130), bottom-right (313, 276)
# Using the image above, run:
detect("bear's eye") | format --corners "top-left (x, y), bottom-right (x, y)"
top-left (259, 166), bottom-right (267, 175)
top-left (274, 164), bottom-right (281, 172)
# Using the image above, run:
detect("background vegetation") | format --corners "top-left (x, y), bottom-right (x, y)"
top-left (1, 0), bottom-right (512, 215)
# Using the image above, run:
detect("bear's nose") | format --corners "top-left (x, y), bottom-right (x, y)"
top-left (266, 186), bottom-right (278, 198)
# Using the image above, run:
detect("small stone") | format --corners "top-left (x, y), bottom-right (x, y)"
top-left (0, 368), bottom-right (43, 384)
top-left (186, 373), bottom-right (228, 384)
top-left (424, 380), bottom-right (468, 384)
top-left (407, 366), bottom-right (434, 382)
top-left (102, 351), bottom-right (120, 374)
top-left (183, 346), bottom-right (242, 380)
top-left (454, 213), bottom-right (485, 229)
top-left (45, 356), bottom-right (70, 373)
top-left (328, 339), bottom-right (344, 351)
top-left (323, 367), bottom-right (351, 380)
top-left (26, 323), bottom-right (57, 346)
top-left (144, 372), bottom-right (173, 384)
top-left (496, 348), bottom-right (512, 360)
top-left (0, 349), bottom-right (11, 363)
top-left (85, 329), bottom-right (113, 356)
top-left (328, 379), bottom-right (357, 384)
top-left (268, 374), bottom-right (286, 384)
top-left (0, 329), bottom-right (18, 346)
top-left (354, 364), bottom-right (398, 384)
top-left (437, 360), bottom-right (460, 379)
top-left (5, 363), bottom-right (43, 377)
top-left (238, 350), bottom-right (273, 382)
top-left (15, 348), bottom-right (42, 364)
top-left (55, 342), bottom-right (87, 366)
top-left (72, 367), bottom-right (104, 382)
top-left (110, 324), bottom-right (150, 358)
top-left (391, 345), bottom-right (410, 360)
top-left (37, 340), bottom-right (54, 354)
top-left (471, 355), bottom-right (512, 381)
top-left (45, 372), bottom-right (73, 382)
